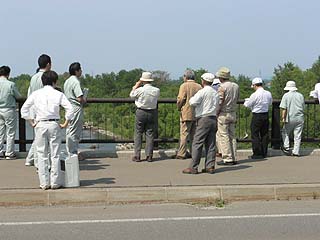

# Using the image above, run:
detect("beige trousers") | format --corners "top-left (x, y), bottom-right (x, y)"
top-left (217, 112), bottom-right (237, 162)
top-left (177, 121), bottom-right (196, 158)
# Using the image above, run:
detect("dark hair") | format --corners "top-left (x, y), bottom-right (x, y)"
top-left (38, 54), bottom-right (51, 69)
top-left (69, 62), bottom-right (81, 75)
top-left (255, 83), bottom-right (263, 87)
top-left (41, 70), bottom-right (58, 86)
top-left (0, 66), bottom-right (11, 77)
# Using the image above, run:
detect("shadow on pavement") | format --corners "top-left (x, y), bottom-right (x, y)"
top-left (80, 177), bottom-right (116, 186)
top-left (79, 159), bottom-right (110, 171)
top-left (215, 164), bottom-right (252, 174)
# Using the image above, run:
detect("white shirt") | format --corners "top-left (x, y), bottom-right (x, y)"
top-left (244, 87), bottom-right (272, 113)
top-left (21, 85), bottom-right (74, 121)
top-left (315, 83), bottom-right (320, 104)
top-left (189, 85), bottom-right (219, 118)
top-left (129, 84), bottom-right (160, 109)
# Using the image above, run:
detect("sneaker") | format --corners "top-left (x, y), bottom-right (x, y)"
top-left (291, 153), bottom-right (300, 157)
top-left (51, 184), bottom-right (62, 190)
top-left (201, 167), bottom-right (215, 174)
top-left (5, 154), bottom-right (16, 160)
top-left (40, 185), bottom-right (50, 190)
top-left (25, 162), bottom-right (34, 166)
top-left (280, 146), bottom-right (290, 156)
top-left (217, 161), bottom-right (238, 165)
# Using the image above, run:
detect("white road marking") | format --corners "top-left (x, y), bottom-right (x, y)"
top-left (1, 213), bottom-right (320, 226)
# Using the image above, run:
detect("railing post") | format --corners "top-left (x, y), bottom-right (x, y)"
top-left (154, 103), bottom-right (159, 150)
top-left (271, 101), bottom-right (281, 149)
top-left (18, 101), bottom-right (26, 152)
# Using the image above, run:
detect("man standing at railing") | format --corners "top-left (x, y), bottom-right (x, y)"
top-left (175, 70), bottom-right (201, 159)
top-left (25, 54), bottom-right (52, 167)
top-left (244, 77), bottom-right (272, 159)
top-left (216, 67), bottom-right (239, 165)
top-left (0, 66), bottom-right (21, 160)
top-left (130, 72), bottom-right (160, 162)
top-left (280, 81), bottom-right (305, 157)
top-left (182, 73), bottom-right (219, 174)
top-left (64, 62), bottom-right (87, 160)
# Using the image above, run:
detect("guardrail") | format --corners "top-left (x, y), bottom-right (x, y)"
top-left (16, 98), bottom-right (320, 152)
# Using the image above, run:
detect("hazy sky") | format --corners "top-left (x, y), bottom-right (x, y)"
top-left (2, 0), bottom-right (320, 79)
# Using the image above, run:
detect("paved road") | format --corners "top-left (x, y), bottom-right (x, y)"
top-left (1, 200), bottom-right (320, 239)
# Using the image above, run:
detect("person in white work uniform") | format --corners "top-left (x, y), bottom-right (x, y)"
top-left (21, 71), bottom-right (74, 190)
top-left (25, 54), bottom-right (52, 167)
top-left (182, 73), bottom-right (219, 174)
top-left (0, 66), bottom-right (21, 159)
top-left (244, 77), bottom-right (272, 159)
top-left (64, 62), bottom-right (87, 160)
top-left (129, 72), bottom-right (160, 162)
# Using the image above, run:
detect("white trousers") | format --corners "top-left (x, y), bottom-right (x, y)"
top-left (35, 121), bottom-right (62, 187)
top-left (282, 120), bottom-right (304, 155)
top-left (0, 108), bottom-right (17, 157)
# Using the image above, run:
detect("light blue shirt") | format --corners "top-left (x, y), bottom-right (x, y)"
top-left (0, 76), bottom-right (21, 108)
top-left (28, 70), bottom-right (45, 96)
top-left (63, 75), bottom-right (84, 107)
top-left (280, 91), bottom-right (305, 122)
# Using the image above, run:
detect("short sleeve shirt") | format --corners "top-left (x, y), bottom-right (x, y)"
top-left (0, 77), bottom-right (21, 108)
top-left (28, 70), bottom-right (45, 96)
top-left (280, 91), bottom-right (305, 122)
top-left (63, 75), bottom-right (83, 107)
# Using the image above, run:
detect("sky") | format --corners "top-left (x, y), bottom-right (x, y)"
top-left (1, 0), bottom-right (320, 79)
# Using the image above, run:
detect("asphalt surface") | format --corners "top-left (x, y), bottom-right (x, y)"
top-left (1, 200), bottom-right (320, 239)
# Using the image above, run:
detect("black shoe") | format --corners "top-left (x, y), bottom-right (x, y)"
top-left (217, 161), bottom-right (237, 166)
top-left (249, 155), bottom-right (264, 160)
top-left (201, 167), bottom-right (215, 174)
top-left (146, 156), bottom-right (153, 162)
top-left (280, 146), bottom-right (290, 156)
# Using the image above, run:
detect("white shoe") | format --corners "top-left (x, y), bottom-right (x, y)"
top-left (25, 162), bottom-right (33, 166)
top-left (40, 185), bottom-right (50, 190)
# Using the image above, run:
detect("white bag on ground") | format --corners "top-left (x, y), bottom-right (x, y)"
top-left (62, 154), bottom-right (80, 187)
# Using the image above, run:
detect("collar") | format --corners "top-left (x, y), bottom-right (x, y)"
top-left (0, 76), bottom-right (8, 81)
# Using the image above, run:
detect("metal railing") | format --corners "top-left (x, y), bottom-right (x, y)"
top-left (16, 98), bottom-right (320, 152)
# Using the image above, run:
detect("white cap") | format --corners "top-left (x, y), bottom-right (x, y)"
top-left (140, 72), bottom-right (154, 82)
top-left (284, 81), bottom-right (297, 91)
top-left (201, 73), bottom-right (215, 82)
top-left (212, 78), bottom-right (221, 85)
top-left (251, 77), bottom-right (263, 87)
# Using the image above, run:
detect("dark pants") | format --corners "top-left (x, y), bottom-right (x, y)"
top-left (190, 116), bottom-right (217, 170)
top-left (251, 112), bottom-right (269, 157)
top-left (134, 108), bottom-right (156, 158)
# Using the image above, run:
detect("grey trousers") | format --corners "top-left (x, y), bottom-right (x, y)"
top-left (134, 108), bottom-right (156, 158)
top-left (66, 106), bottom-right (84, 155)
top-left (282, 120), bottom-right (304, 155)
top-left (35, 121), bottom-right (62, 187)
top-left (0, 108), bottom-right (17, 157)
top-left (190, 116), bottom-right (217, 170)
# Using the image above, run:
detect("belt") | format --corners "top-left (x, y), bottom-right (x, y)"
top-left (39, 119), bottom-right (60, 122)
top-left (252, 112), bottom-right (268, 115)
top-left (137, 108), bottom-right (156, 111)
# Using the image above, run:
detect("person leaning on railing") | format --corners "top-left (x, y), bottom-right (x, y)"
top-left (244, 77), bottom-right (272, 159)
top-left (129, 72), bottom-right (160, 162)
top-left (280, 81), bottom-right (305, 157)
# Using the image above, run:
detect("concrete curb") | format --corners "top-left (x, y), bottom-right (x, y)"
top-left (1, 183), bottom-right (320, 207)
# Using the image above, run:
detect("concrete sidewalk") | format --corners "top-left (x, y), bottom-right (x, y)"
top-left (0, 149), bottom-right (320, 206)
